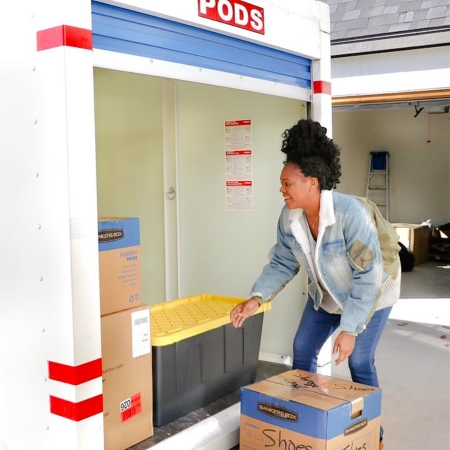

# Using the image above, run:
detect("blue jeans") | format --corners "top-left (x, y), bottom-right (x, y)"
top-left (292, 298), bottom-right (391, 440)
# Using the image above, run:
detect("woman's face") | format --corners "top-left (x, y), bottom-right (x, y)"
top-left (279, 162), bottom-right (317, 210)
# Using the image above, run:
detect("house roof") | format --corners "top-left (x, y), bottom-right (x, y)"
top-left (320, 0), bottom-right (450, 56)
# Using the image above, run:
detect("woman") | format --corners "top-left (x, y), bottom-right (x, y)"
top-left (230, 119), bottom-right (400, 449)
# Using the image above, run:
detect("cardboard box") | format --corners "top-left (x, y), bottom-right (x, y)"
top-left (240, 370), bottom-right (381, 450)
top-left (101, 304), bottom-right (153, 450)
top-left (98, 217), bottom-right (141, 315)
top-left (392, 223), bottom-right (430, 265)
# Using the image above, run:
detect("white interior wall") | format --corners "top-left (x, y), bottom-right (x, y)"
top-left (333, 108), bottom-right (450, 226)
top-left (176, 81), bottom-right (308, 356)
top-left (94, 68), bottom-right (166, 305)
top-left (94, 70), bottom-right (310, 356)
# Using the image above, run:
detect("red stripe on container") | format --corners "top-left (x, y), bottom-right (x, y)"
top-left (37, 25), bottom-right (92, 51)
top-left (313, 81), bottom-right (332, 95)
top-left (50, 395), bottom-right (103, 422)
top-left (48, 359), bottom-right (102, 385)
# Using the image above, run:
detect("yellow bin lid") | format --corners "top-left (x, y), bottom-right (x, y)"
top-left (151, 294), bottom-right (271, 346)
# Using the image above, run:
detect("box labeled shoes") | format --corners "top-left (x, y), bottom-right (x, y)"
top-left (240, 369), bottom-right (381, 450)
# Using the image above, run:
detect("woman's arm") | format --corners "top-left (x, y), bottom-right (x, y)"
top-left (250, 210), bottom-right (300, 301)
top-left (230, 209), bottom-right (300, 327)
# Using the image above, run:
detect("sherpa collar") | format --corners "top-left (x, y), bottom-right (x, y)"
top-left (287, 190), bottom-right (336, 265)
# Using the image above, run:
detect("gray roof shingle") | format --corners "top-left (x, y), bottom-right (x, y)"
top-left (321, 0), bottom-right (450, 44)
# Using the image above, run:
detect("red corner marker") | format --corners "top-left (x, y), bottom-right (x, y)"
top-left (50, 395), bottom-right (103, 422)
top-left (37, 25), bottom-right (92, 51)
top-left (313, 81), bottom-right (332, 95)
top-left (48, 359), bottom-right (102, 386)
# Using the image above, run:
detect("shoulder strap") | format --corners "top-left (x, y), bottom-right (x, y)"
top-left (355, 196), bottom-right (401, 277)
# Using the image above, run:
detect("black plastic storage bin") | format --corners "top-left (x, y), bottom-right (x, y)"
top-left (150, 294), bottom-right (270, 427)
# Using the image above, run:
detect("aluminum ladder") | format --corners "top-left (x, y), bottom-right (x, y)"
top-left (366, 151), bottom-right (390, 220)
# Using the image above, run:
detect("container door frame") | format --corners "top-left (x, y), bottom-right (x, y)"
top-left (91, 0), bottom-right (331, 300)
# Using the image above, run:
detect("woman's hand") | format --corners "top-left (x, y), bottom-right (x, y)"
top-left (332, 332), bottom-right (356, 365)
top-left (230, 298), bottom-right (260, 328)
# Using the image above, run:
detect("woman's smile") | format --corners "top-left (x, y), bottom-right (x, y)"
top-left (279, 162), bottom-right (317, 210)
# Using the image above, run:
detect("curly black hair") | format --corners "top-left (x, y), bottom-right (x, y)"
top-left (281, 119), bottom-right (341, 190)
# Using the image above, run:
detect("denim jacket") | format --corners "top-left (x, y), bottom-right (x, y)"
top-left (251, 190), bottom-right (387, 334)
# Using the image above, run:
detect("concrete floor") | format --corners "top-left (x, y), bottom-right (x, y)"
top-left (332, 319), bottom-right (450, 449)
top-left (322, 260), bottom-right (450, 448)
top-left (362, 260), bottom-right (450, 449)
top-left (130, 261), bottom-right (450, 449)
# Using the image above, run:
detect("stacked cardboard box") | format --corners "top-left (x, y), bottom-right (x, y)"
top-left (240, 369), bottom-right (381, 450)
top-left (98, 217), bottom-right (142, 315)
top-left (101, 304), bottom-right (153, 450)
top-left (392, 223), bottom-right (430, 265)
top-left (98, 217), bottom-right (153, 450)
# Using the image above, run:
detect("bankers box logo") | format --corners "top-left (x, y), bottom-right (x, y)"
top-left (344, 419), bottom-right (368, 436)
top-left (258, 403), bottom-right (298, 422)
top-left (98, 229), bottom-right (124, 243)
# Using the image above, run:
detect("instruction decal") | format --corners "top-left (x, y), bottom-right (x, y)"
top-left (225, 120), bottom-right (253, 211)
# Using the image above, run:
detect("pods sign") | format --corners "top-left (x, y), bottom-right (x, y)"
top-left (198, 0), bottom-right (265, 34)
